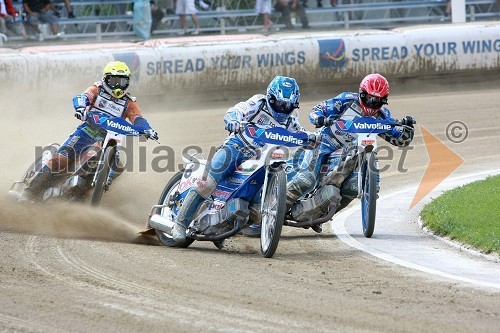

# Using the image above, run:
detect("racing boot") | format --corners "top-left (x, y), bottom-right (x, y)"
top-left (311, 224), bottom-right (323, 233)
top-left (240, 224), bottom-right (261, 237)
top-left (239, 203), bottom-right (262, 237)
top-left (172, 189), bottom-right (205, 243)
top-left (104, 152), bottom-right (124, 190)
top-left (24, 165), bottom-right (56, 201)
top-left (285, 171), bottom-right (316, 212)
top-left (104, 169), bottom-right (121, 190)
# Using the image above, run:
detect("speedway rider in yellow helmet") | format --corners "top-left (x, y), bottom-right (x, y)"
top-left (102, 61), bottom-right (131, 98)
top-left (25, 61), bottom-right (159, 199)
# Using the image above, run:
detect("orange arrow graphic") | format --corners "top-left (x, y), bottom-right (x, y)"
top-left (410, 125), bottom-right (464, 209)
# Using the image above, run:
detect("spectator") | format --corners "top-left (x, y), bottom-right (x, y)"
top-left (150, 0), bottom-right (165, 32)
top-left (441, 0), bottom-right (451, 21)
top-left (256, 0), bottom-right (272, 33)
top-left (22, 0), bottom-right (62, 38)
top-left (175, 0), bottom-right (200, 35)
top-left (57, 0), bottom-right (75, 18)
top-left (274, 0), bottom-right (310, 29)
top-left (301, 0), bottom-right (334, 8)
top-left (0, 0), bottom-right (29, 39)
top-left (195, 0), bottom-right (211, 11)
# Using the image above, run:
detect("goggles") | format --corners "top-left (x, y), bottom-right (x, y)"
top-left (270, 98), bottom-right (297, 114)
top-left (106, 76), bottom-right (130, 89)
top-left (360, 91), bottom-right (387, 109)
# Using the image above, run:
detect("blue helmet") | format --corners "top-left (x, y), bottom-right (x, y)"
top-left (266, 76), bottom-right (300, 124)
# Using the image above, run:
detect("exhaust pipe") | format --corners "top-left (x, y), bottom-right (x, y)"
top-left (149, 214), bottom-right (176, 234)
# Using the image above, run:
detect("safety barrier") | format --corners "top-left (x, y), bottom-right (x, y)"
top-left (1, 22), bottom-right (499, 97)
top-left (4, 0), bottom-right (498, 41)
top-left (152, 0), bottom-right (499, 35)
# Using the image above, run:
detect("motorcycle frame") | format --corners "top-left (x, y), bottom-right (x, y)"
top-left (91, 131), bottom-right (125, 188)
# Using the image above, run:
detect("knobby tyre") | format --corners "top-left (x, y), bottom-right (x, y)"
top-left (361, 152), bottom-right (377, 238)
top-left (155, 171), bottom-right (194, 248)
top-left (22, 144), bottom-right (59, 183)
top-left (90, 146), bottom-right (115, 207)
top-left (260, 167), bottom-right (286, 258)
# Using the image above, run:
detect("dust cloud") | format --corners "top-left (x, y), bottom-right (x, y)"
top-left (0, 196), bottom-right (158, 244)
top-left (2, 70), bottom-right (498, 245)
top-left (0, 86), bottom-right (169, 245)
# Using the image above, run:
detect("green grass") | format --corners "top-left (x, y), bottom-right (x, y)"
top-left (420, 175), bottom-right (500, 255)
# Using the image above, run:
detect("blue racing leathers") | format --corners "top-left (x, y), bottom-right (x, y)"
top-left (26, 81), bottom-right (154, 196)
top-left (176, 94), bottom-right (304, 227)
top-left (286, 92), bottom-right (414, 207)
top-left (60, 81), bottom-right (152, 161)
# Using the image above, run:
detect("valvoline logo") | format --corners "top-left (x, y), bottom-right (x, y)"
top-left (93, 114), bottom-right (139, 135)
top-left (335, 119), bottom-right (352, 131)
top-left (93, 114), bottom-right (107, 125)
top-left (246, 126), bottom-right (265, 138)
top-left (105, 119), bottom-right (139, 135)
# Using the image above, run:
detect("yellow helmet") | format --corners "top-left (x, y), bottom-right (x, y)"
top-left (102, 61), bottom-right (131, 98)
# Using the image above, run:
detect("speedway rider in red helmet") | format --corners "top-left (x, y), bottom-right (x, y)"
top-left (285, 73), bottom-right (415, 232)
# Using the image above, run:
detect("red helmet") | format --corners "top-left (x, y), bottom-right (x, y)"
top-left (359, 73), bottom-right (389, 116)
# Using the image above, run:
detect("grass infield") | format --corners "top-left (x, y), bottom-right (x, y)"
top-left (420, 175), bottom-right (500, 255)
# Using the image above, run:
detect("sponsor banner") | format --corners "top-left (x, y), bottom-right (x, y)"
top-left (335, 117), bottom-right (395, 134)
top-left (245, 125), bottom-right (309, 147)
top-left (0, 23), bottom-right (499, 95)
top-left (91, 113), bottom-right (142, 135)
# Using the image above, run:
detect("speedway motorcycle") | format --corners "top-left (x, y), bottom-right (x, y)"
top-left (8, 111), bottom-right (156, 206)
top-left (143, 123), bottom-right (313, 258)
top-left (284, 104), bottom-right (415, 238)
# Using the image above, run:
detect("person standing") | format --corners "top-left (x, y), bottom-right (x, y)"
top-left (256, 0), bottom-right (272, 33)
top-left (175, 0), bottom-right (200, 35)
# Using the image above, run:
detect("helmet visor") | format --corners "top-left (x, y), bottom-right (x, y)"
top-left (106, 76), bottom-right (129, 89)
top-left (271, 98), bottom-right (296, 114)
top-left (360, 91), bottom-right (387, 109)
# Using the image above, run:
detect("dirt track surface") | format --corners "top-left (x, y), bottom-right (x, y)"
top-left (1, 73), bottom-right (499, 332)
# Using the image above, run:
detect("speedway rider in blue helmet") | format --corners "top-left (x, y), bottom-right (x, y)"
top-left (172, 75), bottom-right (306, 243)
top-left (285, 73), bottom-right (415, 232)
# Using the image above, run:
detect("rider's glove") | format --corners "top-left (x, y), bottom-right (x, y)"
top-left (324, 116), bottom-right (336, 126)
top-left (74, 107), bottom-right (87, 121)
top-left (307, 133), bottom-right (318, 143)
top-left (144, 129), bottom-right (159, 141)
top-left (314, 115), bottom-right (325, 128)
top-left (225, 120), bottom-right (240, 133)
top-left (401, 116), bottom-right (416, 129)
top-left (314, 115), bottom-right (335, 128)
top-left (67, 10), bottom-right (75, 18)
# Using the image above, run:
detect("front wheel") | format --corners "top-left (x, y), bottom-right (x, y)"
top-left (155, 172), bottom-right (194, 248)
top-left (90, 146), bottom-right (115, 207)
top-left (360, 152), bottom-right (377, 238)
top-left (260, 167), bottom-right (287, 258)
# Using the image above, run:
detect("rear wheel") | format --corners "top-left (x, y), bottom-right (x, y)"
top-left (90, 146), bottom-right (115, 207)
top-left (361, 152), bottom-right (377, 238)
top-left (22, 144), bottom-right (59, 183)
top-left (155, 172), bottom-right (194, 248)
top-left (260, 167), bottom-right (286, 258)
